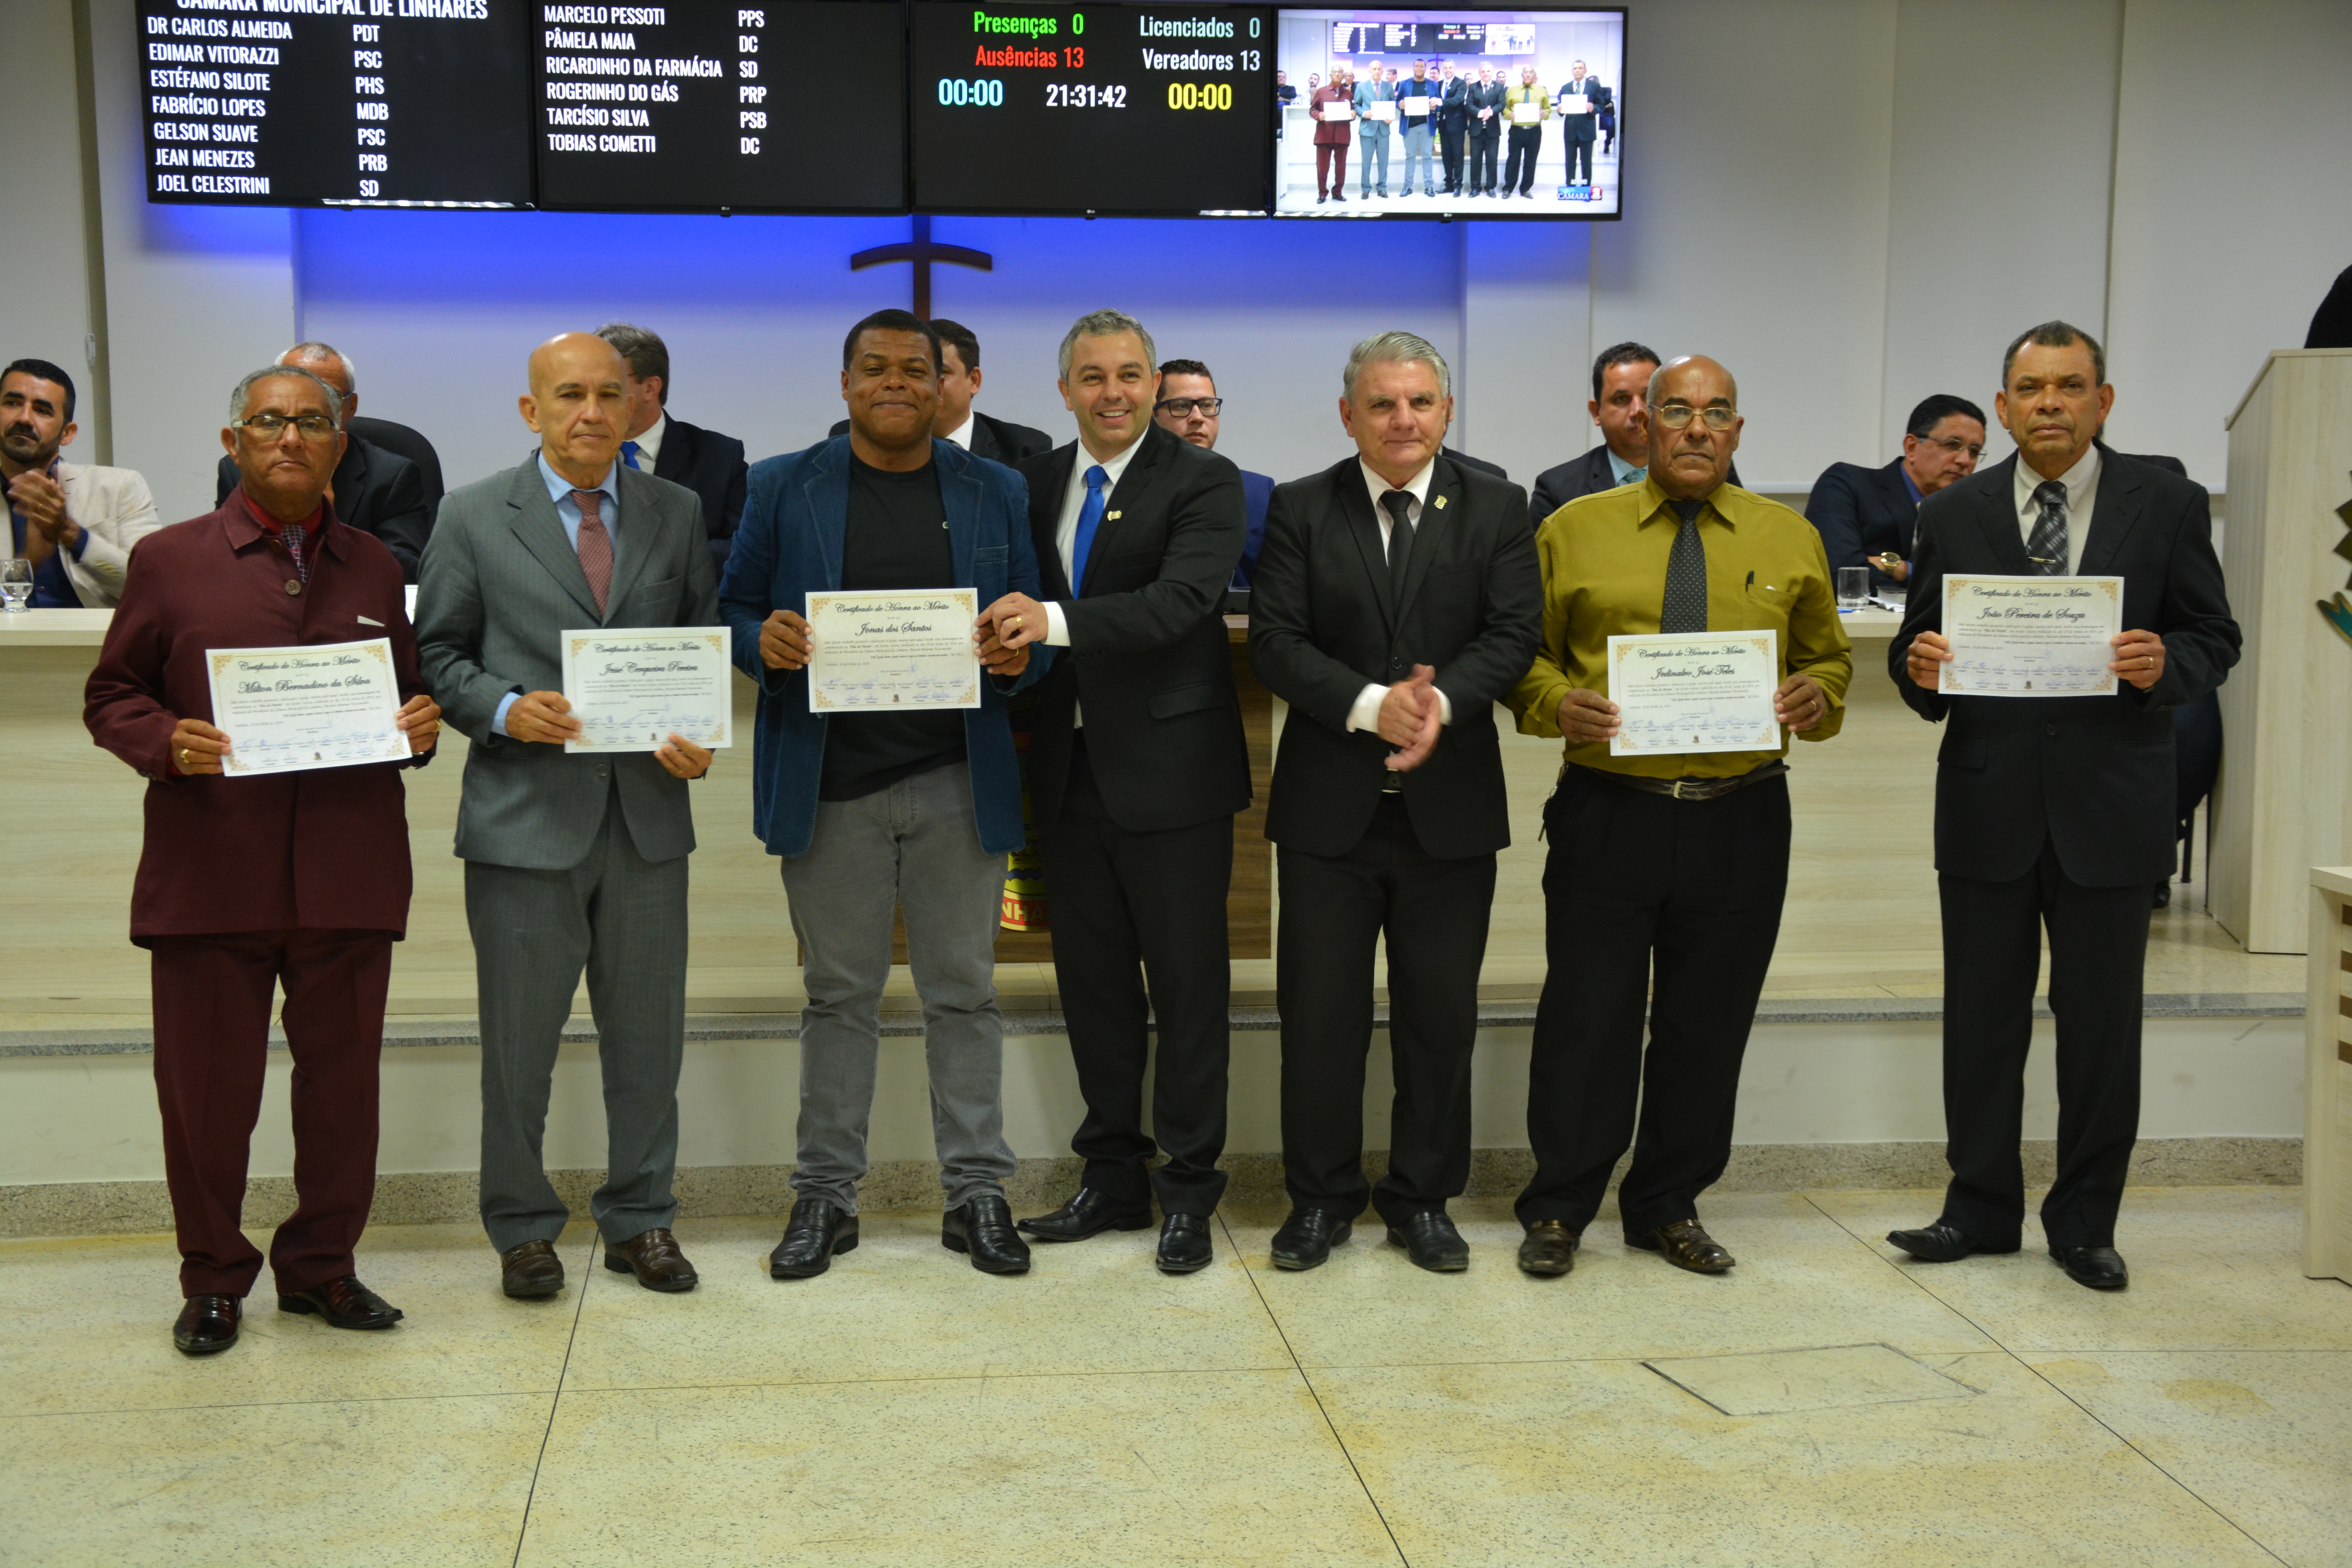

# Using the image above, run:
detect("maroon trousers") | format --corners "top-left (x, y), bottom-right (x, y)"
top-left (1317, 142), bottom-right (1350, 196)
top-left (150, 930), bottom-right (392, 1298)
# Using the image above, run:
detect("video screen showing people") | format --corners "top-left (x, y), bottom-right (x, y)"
top-left (1273, 9), bottom-right (1623, 218)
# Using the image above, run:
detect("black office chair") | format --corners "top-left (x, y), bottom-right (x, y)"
top-left (350, 415), bottom-right (445, 521)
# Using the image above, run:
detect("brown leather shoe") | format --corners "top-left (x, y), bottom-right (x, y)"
top-left (1517, 1220), bottom-right (1579, 1276)
top-left (604, 1227), bottom-right (699, 1292)
top-left (1630, 1218), bottom-right (1735, 1274)
top-left (500, 1239), bottom-right (566, 1299)
top-left (277, 1274), bottom-right (404, 1328)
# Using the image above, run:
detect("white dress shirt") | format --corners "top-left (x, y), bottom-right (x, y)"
top-left (624, 410), bottom-right (667, 472)
top-left (2011, 443), bottom-right (2099, 576)
top-left (1345, 456), bottom-right (1454, 733)
top-left (941, 411), bottom-right (976, 450)
top-left (1039, 430), bottom-right (1149, 729)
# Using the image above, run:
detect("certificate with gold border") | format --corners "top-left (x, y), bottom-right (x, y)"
top-left (204, 637), bottom-right (408, 777)
top-left (804, 588), bottom-right (982, 714)
top-left (1940, 575), bottom-right (2122, 697)
top-left (1607, 630), bottom-right (1780, 757)
top-left (561, 626), bottom-right (733, 753)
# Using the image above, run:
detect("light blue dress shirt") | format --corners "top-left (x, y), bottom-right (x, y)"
top-left (1606, 447), bottom-right (1647, 488)
top-left (493, 454), bottom-right (622, 737)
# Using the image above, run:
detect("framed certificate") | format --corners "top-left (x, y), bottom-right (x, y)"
top-left (805, 587), bottom-right (982, 714)
top-left (1607, 630), bottom-right (1781, 757)
top-left (1939, 575), bottom-right (2123, 697)
top-left (559, 626), bottom-right (733, 753)
top-left (205, 637), bottom-right (409, 777)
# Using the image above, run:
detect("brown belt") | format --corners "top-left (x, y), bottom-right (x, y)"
top-left (1573, 759), bottom-right (1788, 801)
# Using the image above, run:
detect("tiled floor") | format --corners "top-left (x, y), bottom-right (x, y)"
top-left (3, 1187), bottom-right (2344, 1566)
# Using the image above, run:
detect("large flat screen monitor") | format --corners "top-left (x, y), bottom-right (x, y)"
top-left (535, 1), bottom-right (906, 212)
top-left (139, 0), bottom-right (532, 208)
top-left (1273, 7), bottom-right (1623, 219)
top-left (908, 3), bottom-right (1277, 216)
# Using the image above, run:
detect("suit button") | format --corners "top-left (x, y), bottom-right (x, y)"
top-left (2043, 722), bottom-right (2058, 737)
top-left (596, 765), bottom-right (610, 779)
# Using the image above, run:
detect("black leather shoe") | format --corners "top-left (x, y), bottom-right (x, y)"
top-left (603, 1227), bottom-right (699, 1292)
top-left (1887, 1223), bottom-right (1978, 1263)
top-left (944, 1195), bottom-right (1032, 1274)
top-left (2051, 1245), bottom-right (2130, 1290)
top-left (278, 1274), bottom-right (403, 1329)
top-left (1269, 1207), bottom-right (1354, 1271)
top-left (2153, 880), bottom-right (2172, 909)
top-left (1517, 1220), bottom-right (1578, 1277)
top-left (173, 1294), bottom-right (241, 1355)
top-left (1017, 1186), bottom-right (1153, 1242)
top-left (1628, 1219), bottom-right (1735, 1274)
top-left (499, 1239), bottom-right (565, 1299)
top-left (769, 1197), bottom-right (858, 1279)
top-left (1156, 1214), bottom-right (1214, 1274)
top-left (1386, 1210), bottom-right (1470, 1272)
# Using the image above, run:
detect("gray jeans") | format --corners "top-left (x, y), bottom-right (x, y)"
top-left (780, 762), bottom-right (1015, 1212)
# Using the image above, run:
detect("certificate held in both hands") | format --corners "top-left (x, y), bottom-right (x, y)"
top-left (805, 587), bottom-right (982, 713)
top-left (560, 626), bottom-right (733, 753)
top-left (1939, 575), bottom-right (2123, 697)
top-left (205, 637), bottom-right (410, 777)
top-left (1608, 630), bottom-right (1781, 757)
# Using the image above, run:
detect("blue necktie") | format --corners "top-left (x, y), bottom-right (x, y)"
top-left (1070, 464), bottom-right (1108, 594)
top-left (621, 440), bottom-right (642, 470)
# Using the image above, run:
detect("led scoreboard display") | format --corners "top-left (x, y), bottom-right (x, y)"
top-left (534, 1), bottom-right (906, 211)
top-left (909, 4), bottom-right (1276, 216)
top-left (139, 0), bottom-right (533, 207)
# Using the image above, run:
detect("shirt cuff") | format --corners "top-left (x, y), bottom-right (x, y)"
top-left (1345, 683), bottom-right (1386, 733)
top-left (1434, 688), bottom-right (1454, 725)
top-left (493, 690), bottom-right (521, 738)
top-left (1043, 601), bottom-right (1072, 647)
top-left (66, 524), bottom-right (89, 559)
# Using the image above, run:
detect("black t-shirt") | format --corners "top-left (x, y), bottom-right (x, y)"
top-left (817, 456), bottom-right (969, 802)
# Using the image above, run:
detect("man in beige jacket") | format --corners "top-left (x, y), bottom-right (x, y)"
top-left (4, 358), bottom-right (162, 607)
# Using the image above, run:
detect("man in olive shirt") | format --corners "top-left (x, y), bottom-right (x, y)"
top-left (1511, 355), bottom-right (1851, 1278)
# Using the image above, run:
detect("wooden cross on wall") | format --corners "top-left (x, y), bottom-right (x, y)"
top-left (849, 216), bottom-right (992, 318)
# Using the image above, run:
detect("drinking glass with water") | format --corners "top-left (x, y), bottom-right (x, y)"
top-left (0, 558), bottom-right (33, 612)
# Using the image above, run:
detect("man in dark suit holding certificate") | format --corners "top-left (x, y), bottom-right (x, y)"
top-left (1887, 321), bottom-right (2239, 1290)
top-left (417, 332), bottom-right (717, 1303)
top-left (978, 309), bottom-right (1250, 1275)
top-left (1248, 330), bottom-right (1542, 1272)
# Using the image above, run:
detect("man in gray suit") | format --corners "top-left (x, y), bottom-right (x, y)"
top-left (416, 332), bottom-right (719, 1300)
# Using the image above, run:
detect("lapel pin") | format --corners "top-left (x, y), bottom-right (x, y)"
top-left (1106, 510), bottom-right (1122, 521)
top-left (1433, 495), bottom-right (1448, 510)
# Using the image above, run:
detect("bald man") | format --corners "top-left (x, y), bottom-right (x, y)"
top-left (416, 332), bottom-right (719, 1301)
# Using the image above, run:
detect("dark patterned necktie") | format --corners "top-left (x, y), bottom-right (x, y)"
top-left (1659, 499), bottom-right (1708, 633)
top-left (2027, 479), bottom-right (2068, 575)
top-left (1381, 490), bottom-right (1416, 613)
top-left (281, 520), bottom-right (311, 585)
top-left (573, 488), bottom-right (613, 616)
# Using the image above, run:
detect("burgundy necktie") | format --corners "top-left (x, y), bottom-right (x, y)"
top-left (572, 488), bottom-right (612, 616)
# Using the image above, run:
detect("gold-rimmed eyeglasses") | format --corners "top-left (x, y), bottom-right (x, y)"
top-left (1654, 404), bottom-right (1736, 431)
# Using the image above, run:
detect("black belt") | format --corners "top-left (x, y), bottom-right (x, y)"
top-left (1574, 759), bottom-right (1787, 801)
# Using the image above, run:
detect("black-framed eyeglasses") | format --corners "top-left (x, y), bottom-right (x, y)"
top-left (1155, 397), bottom-right (1223, 417)
top-left (232, 412), bottom-right (339, 440)
top-left (1654, 404), bottom-right (1737, 431)
top-left (1921, 435), bottom-right (1986, 459)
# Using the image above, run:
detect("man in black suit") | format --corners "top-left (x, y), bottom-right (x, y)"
top-left (596, 323), bottom-right (750, 577)
top-left (978, 309), bottom-right (1250, 1275)
top-left (210, 341), bottom-right (430, 582)
top-left (1435, 61), bottom-right (1468, 195)
top-left (829, 318), bottom-right (1055, 469)
top-left (1463, 65), bottom-right (1506, 197)
top-left (1249, 330), bottom-right (1542, 1273)
top-left (1557, 61), bottom-right (1603, 185)
top-left (1526, 341), bottom-right (1659, 528)
top-left (1888, 321), bottom-right (2239, 1292)
top-left (1805, 393), bottom-right (1986, 593)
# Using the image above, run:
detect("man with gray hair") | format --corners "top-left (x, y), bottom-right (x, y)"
top-left (979, 307), bottom-right (1251, 1274)
top-left (1248, 329), bottom-right (1542, 1273)
top-left (596, 322), bottom-right (749, 575)
top-left (210, 341), bottom-right (434, 582)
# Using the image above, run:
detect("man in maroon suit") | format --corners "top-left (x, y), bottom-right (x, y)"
top-left (84, 364), bottom-right (440, 1356)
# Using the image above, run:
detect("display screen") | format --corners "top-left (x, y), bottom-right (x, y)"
top-left (535, 2), bottom-right (906, 212)
top-left (909, 3), bottom-right (1277, 216)
top-left (138, 0), bottom-right (532, 208)
top-left (1278, 7), bottom-right (1623, 219)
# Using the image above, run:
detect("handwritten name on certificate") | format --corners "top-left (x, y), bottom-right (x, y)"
top-left (805, 588), bottom-right (982, 714)
top-left (560, 627), bottom-right (733, 753)
top-left (1940, 575), bottom-right (2122, 697)
top-left (205, 637), bottom-right (408, 777)
top-left (1607, 630), bottom-right (1780, 757)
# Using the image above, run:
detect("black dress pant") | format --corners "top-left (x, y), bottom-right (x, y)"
top-left (1517, 767), bottom-right (1790, 1236)
top-left (1936, 840), bottom-right (2150, 1250)
top-left (1503, 125), bottom-right (1544, 193)
top-left (1439, 121), bottom-right (1465, 189)
top-left (1468, 127), bottom-right (1501, 191)
top-left (1278, 796), bottom-right (1494, 1223)
top-left (1565, 133), bottom-right (1593, 183)
top-left (1042, 740), bottom-right (1234, 1215)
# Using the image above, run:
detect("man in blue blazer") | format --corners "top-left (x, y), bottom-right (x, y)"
top-left (719, 310), bottom-right (1051, 1281)
top-left (1804, 392), bottom-right (1986, 593)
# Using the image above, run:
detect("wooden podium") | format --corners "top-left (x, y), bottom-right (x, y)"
top-left (2209, 349), bottom-right (2352, 955)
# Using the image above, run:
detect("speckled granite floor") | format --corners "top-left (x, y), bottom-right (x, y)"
top-left (3, 1187), bottom-right (2345, 1566)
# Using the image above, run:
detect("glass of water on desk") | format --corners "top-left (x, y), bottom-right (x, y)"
top-left (1835, 565), bottom-right (1868, 612)
top-left (0, 558), bottom-right (33, 613)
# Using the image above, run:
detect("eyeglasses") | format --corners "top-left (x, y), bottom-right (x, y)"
top-left (1155, 397), bottom-right (1223, 417)
top-left (1921, 435), bottom-right (1985, 459)
top-left (233, 412), bottom-right (339, 440)
top-left (1654, 404), bottom-right (1737, 431)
